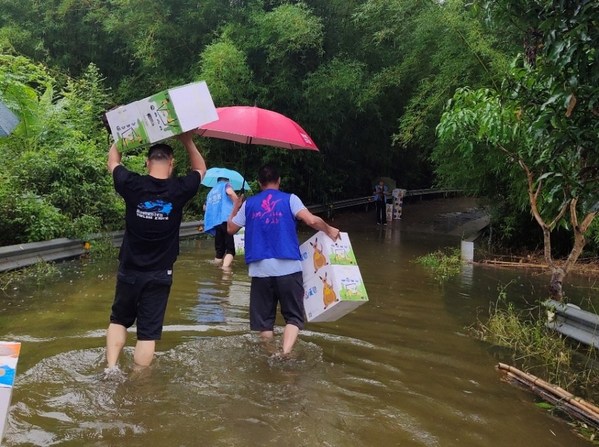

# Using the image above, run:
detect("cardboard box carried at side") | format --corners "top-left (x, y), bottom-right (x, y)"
top-left (299, 231), bottom-right (368, 322)
top-left (299, 231), bottom-right (357, 280)
top-left (105, 81), bottom-right (218, 151)
top-left (303, 264), bottom-right (368, 322)
top-left (233, 227), bottom-right (245, 257)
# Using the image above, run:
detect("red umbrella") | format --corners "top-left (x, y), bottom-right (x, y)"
top-left (195, 106), bottom-right (319, 151)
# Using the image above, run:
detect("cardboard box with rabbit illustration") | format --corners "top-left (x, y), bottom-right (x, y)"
top-left (299, 231), bottom-right (358, 280)
top-left (302, 264), bottom-right (368, 322)
top-left (105, 81), bottom-right (218, 151)
top-left (0, 341), bottom-right (21, 432)
top-left (300, 232), bottom-right (368, 322)
top-left (233, 227), bottom-right (245, 257)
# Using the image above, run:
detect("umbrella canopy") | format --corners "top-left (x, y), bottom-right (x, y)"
top-left (202, 167), bottom-right (251, 191)
top-left (195, 106), bottom-right (319, 151)
top-left (0, 100), bottom-right (19, 137)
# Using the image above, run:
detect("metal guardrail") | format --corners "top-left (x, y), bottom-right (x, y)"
top-left (544, 299), bottom-right (599, 349)
top-left (0, 221), bottom-right (203, 273)
top-left (307, 196), bottom-right (373, 215)
top-left (0, 238), bottom-right (87, 273)
top-left (404, 188), bottom-right (462, 198)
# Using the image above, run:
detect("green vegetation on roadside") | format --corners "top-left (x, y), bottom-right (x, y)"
top-left (0, 261), bottom-right (60, 292)
top-left (471, 286), bottom-right (599, 443)
top-left (415, 247), bottom-right (462, 281)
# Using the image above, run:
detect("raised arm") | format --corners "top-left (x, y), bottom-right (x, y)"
top-left (107, 143), bottom-right (122, 173)
top-left (295, 208), bottom-right (340, 241)
top-left (178, 131), bottom-right (207, 179)
top-left (227, 195), bottom-right (244, 235)
top-left (225, 184), bottom-right (238, 202)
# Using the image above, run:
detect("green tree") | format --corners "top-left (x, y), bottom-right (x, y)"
top-left (193, 39), bottom-right (254, 107)
top-left (353, 0), bottom-right (513, 187)
top-left (435, 0), bottom-right (599, 300)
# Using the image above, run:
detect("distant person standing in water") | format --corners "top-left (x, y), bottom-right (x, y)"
top-left (227, 163), bottom-right (340, 356)
top-left (373, 180), bottom-right (389, 225)
top-left (203, 177), bottom-right (238, 269)
top-left (105, 132), bottom-right (206, 372)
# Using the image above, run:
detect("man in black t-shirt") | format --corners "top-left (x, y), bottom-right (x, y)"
top-left (105, 132), bottom-right (206, 371)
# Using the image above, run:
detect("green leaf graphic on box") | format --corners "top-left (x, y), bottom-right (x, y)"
top-left (115, 118), bottom-right (149, 152)
top-left (147, 91), bottom-right (182, 135)
top-left (330, 248), bottom-right (357, 265)
top-left (339, 280), bottom-right (368, 301)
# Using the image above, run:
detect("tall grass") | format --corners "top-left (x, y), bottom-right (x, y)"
top-left (415, 247), bottom-right (461, 281)
top-left (471, 286), bottom-right (599, 442)
top-left (0, 261), bottom-right (60, 292)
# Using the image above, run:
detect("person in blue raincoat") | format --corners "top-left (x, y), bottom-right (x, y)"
top-left (204, 177), bottom-right (238, 268)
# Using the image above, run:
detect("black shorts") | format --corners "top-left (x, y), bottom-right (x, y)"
top-left (214, 221), bottom-right (235, 259)
top-left (249, 272), bottom-right (305, 331)
top-left (110, 268), bottom-right (173, 340)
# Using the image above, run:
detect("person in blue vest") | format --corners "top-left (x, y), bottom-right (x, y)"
top-left (227, 163), bottom-right (340, 356)
top-left (203, 177), bottom-right (238, 269)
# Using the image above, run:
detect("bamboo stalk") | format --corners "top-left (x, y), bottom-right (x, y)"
top-left (497, 363), bottom-right (599, 416)
top-left (496, 363), bottom-right (599, 428)
top-left (479, 260), bottom-right (548, 268)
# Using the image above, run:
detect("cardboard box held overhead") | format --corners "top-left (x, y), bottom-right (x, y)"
top-left (105, 81), bottom-right (218, 151)
top-left (299, 231), bottom-right (368, 322)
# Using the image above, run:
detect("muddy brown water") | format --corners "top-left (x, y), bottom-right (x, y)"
top-left (0, 198), bottom-right (596, 446)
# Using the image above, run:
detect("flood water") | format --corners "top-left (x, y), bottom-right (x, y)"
top-left (1, 199), bottom-right (596, 446)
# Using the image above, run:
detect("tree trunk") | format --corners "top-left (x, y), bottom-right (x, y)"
top-left (548, 266), bottom-right (565, 300)
top-left (520, 160), bottom-right (597, 302)
top-left (547, 206), bottom-right (597, 301)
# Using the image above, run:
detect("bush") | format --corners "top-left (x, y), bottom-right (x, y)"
top-left (415, 247), bottom-right (461, 281)
top-left (0, 179), bottom-right (64, 244)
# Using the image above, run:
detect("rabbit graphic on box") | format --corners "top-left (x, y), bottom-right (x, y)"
top-left (310, 237), bottom-right (328, 273)
top-left (320, 272), bottom-right (338, 309)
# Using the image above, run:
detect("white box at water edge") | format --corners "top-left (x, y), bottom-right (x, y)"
top-left (303, 265), bottom-right (369, 322)
top-left (105, 81), bottom-right (218, 152)
top-left (233, 228), bottom-right (245, 257)
top-left (386, 203), bottom-right (394, 222)
top-left (299, 231), bottom-right (358, 280)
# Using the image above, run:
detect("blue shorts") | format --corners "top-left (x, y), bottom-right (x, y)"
top-left (110, 268), bottom-right (173, 340)
top-left (249, 272), bottom-right (305, 331)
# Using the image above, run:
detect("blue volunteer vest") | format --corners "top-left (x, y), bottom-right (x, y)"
top-left (244, 189), bottom-right (301, 263)
top-left (203, 181), bottom-right (234, 235)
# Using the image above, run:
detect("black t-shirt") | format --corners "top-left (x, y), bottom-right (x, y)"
top-left (113, 165), bottom-right (201, 270)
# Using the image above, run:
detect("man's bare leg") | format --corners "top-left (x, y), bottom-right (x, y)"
top-left (259, 330), bottom-right (277, 354)
top-left (281, 324), bottom-right (299, 355)
top-left (259, 330), bottom-right (274, 342)
top-left (133, 340), bottom-right (156, 367)
top-left (222, 253), bottom-right (234, 268)
top-left (106, 323), bottom-right (127, 368)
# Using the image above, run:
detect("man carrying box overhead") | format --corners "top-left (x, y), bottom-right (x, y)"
top-left (227, 163), bottom-right (340, 357)
top-left (105, 131), bottom-right (206, 373)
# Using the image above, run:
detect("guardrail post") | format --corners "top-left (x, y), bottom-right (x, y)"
top-left (544, 299), bottom-right (599, 349)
